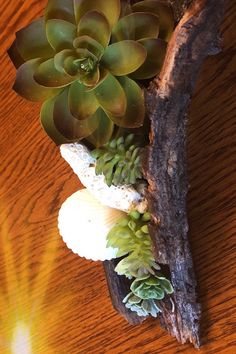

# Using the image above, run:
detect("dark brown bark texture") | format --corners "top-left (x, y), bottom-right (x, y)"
top-left (104, 259), bottom-right (146, 325)
top-left (104, 0), bottom-right (225, 348)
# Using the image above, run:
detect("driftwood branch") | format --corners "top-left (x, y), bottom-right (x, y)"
top-left (104, 0), bottom-right (225, 348)
top-left (104, 259), bottom-right (145, 325)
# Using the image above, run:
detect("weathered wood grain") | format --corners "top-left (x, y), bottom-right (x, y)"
top-left (143, 0), bottom-right (224, 347)
top-left (0, 0), bottom-right (235, 353)
top-left (103, 259), bottom-right (145, 326)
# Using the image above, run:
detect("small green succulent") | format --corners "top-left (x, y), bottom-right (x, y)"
top-left (107, 210), bottom-right (160, 278)
top-left (123, 273), bottom-right (173, 317)
top-left (91, 134), bottom-right (143, 186)
top-left (8, 0), bottom-right (174, 147)
top-left (130, 274), bottom-right (174, 299)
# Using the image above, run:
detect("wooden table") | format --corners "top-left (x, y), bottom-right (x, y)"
top-left (0, 1), bottom-right (235, 353)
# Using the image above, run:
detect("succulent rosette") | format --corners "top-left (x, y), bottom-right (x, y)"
top-left (130, 274), bottom-right (174, 300)
top-left (8, 0), bottom-right (174, 146)
top-left (123, 273), bottom-right (174, 317)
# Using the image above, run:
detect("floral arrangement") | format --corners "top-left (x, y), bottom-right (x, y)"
top-left (9, 0), bottom-right (174, 319)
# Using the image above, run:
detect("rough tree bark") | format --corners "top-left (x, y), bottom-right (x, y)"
top-left (104, 0), bottom-right (225, 347)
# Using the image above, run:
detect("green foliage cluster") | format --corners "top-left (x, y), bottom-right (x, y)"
top-left (91, 134), bottom-right (142, 186)
top-left (107, 210), bottom-right (174, 317)
top-left (107, 210), bottom-right (159, 278)
top-left (8, 0), bottom-right (174, 147)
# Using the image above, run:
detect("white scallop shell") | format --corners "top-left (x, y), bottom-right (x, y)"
top-left (58, 189), bottom-right (125, 261)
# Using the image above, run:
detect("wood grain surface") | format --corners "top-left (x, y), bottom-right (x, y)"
top-left (0, 1), bottom-right (235, 353)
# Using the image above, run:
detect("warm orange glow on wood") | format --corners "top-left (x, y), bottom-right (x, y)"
top-left (11, 323), bottom-right (32, 354)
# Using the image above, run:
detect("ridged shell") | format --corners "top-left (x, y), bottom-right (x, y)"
top-left (58, 189), bottom-right (125, 261)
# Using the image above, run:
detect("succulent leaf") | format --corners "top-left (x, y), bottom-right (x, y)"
top-left (132, 0), bottom-right (174, 41)
top-left (157, 277), bottom-right (174, 294)
top-left (46, 19), bottom-right (76, 51)
top-left (131, 38), bottom-right (167, 79)
top-left (34, 58), bottom-right (76, 87)
top-left (13, 59), bottom-right (61, 101)
top-left (101, 40), bottom-right (146, 76)
top-left (78, 10), bottom-right (111, 48)
top-left (112, 77), bottom-right (145, 128)
top-left (45, 0), bottom-right (76, 23)
top-left (93, 72), bottom-right (127, 117)
top-left (40, 97), bottom-right (73, 144)
top-left (74, 0), bottom-right (121, 28)
top-left (68, 81), bottom-right (99, 120)
top-left (73, 35), bottom-right (104, 59)
top-left (54, 49), bottom-right (77, 75)
top-left (112, 12), bottom-right (159, 42)
top-left (86, 109), bottom-right (114, 147)
top-left (53, 88), bottom-right (99, 140)
top-left (15, 18), bottom-right (54, 61)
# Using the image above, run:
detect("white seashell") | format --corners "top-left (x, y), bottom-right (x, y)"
top-left (58, 189), bottom-right (125, 261)
top-left (60, 143), bottom-right (148, 213)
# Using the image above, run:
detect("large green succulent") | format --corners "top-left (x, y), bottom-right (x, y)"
top-left (8, 0), bottom-right (174, 147)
